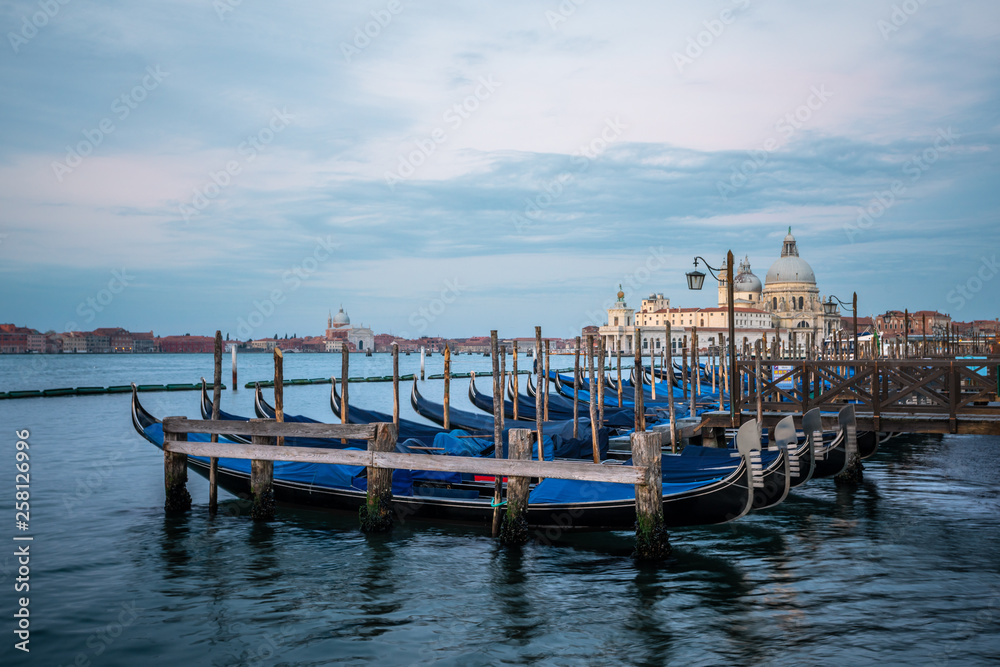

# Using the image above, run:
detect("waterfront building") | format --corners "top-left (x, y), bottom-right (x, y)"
top-left (325, 307), bottom-right (374, 352)
top-left (761, 228), bottom-right (841, 341)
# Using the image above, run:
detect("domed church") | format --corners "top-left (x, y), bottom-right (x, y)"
top-left (324, 306), bottom-right (375, 352)
top-left (760, 228), bottom-right (840, 338)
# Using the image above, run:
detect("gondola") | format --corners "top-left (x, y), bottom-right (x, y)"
top-left (412, 378), bottom-right (610, 460)
top-left (803, 406), bottom-right (855, 478)
top-left (494, 373), bottom-right (636, 430)
top-left (131, 385), bottom-right (755, 530)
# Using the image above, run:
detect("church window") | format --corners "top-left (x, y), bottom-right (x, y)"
top-left (798, 296), bottom-right (804, 309)
top-left (773, 297), bottom-right (778, 309)
top-left (614, 317), bottom-right (618, 326)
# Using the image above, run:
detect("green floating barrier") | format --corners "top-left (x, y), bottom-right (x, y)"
top-left (399, 374), bottom-right (415, 381)
top-left (76, 386), bottom-right (105, 395)
top-left (0, 392), bottom-right (8, 400)
top-left (348, 376), bottom-right (365, 382)
top-left (106, 385), bottom-right (133, 393)
top-left (308, 378), bottom-right (330, 384)
top-left (166, 383), bottom-right (199, 391)
top-left (42, 387), bottom-right (75, 397)
top-left (137, 384), bottom-right (165, 392)
top-left (7, 390), bottom-right (41, 399)
top-left (288, 379), bottom-right (310, 385)
top-left (427, 374), bottom-right (444, 380)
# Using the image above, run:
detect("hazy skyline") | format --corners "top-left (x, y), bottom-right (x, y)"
top-left (2, 0), bottom-right (998, 340)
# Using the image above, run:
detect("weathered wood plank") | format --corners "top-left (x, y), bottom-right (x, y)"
top-left (163, 440), bottom-right (647, 484)
top-left (162, 417), bottom-right (377, 440)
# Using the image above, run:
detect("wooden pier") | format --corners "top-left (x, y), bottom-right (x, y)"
top-left (701, 357), bottom-right (1000, 436)
top-left (159, 417), bottom-right (669, 558)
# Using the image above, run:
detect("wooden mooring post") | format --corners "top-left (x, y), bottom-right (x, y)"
top-left (535, 326), bottom-right (544, 463)
top-left (162, 422), bottom-right (191, 513)
top-left (340, 347), bottom-right (349, 444)
top-left (274, 348), bottom-right (284, 447)
top-left (420, 346), bottom-right (425, 380)
top-left (392, 342), bottom-right (400, 426)
top-left (443, 344), bottom-right (451, 430)
top-left (498, 428), bottom-right (532, 546)
top-left (616, 342), bottom-right (623, 408)
top-left (359, 423), bottom-right (398, 532)
top-left (597, 336), bottom-right (605, 427)
top-left (666, 323), bottom-right (677, 453)
top-left (231, 343), bottom-right (237, 391)
top-left (210, 331), bottom-right (222, 514)
top-left (250, 418), bottom-right (275, 521)
top-left (512, 341), bottom-right (519, 421)
top-left (573, 336), bottom-right (581, 439)
top-left (632, 430), bottom-right (670, 560)
top-left (634, 328), bottom-right (645, 432)
top-left (490, 331), bottom-right (503, 538)
top-left (587, 334), bottom-right (599, 463)
top-left (544, 340), bottom-right (551, 421)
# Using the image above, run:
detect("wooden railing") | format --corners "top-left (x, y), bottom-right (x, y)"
top-left (158, 417), bottom-right (665, 554)
top-left (733, 359), bottom-right (999, 429)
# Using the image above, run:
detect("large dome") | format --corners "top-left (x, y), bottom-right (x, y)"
top-left (332, 307), bottom-right (350, 326)
top-left (766, 256), bottom-right (816, 284)
top-left (765, 229), bottom-right (816, 285)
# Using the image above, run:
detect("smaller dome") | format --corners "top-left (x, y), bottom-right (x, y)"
top-left (735, 272), bottom-right (763, 293)
top-left (332, 307), bottom-right (350, 326)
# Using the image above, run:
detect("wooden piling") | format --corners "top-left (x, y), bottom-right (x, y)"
top-left (498, 428), bottom-right (532, 546)
top-left (231, 343), bottom-right (237, 391)
top-left (420, 346), bottom-right (425, 380)
top-left (632, 430), bottom-right (670, 560)
top-left (544, 340), bottom-right (551, 421)
top-left (162, 421), bottom-right (191, 513)
top-left (274, 348), bottom-right (284, 447)
top-left (597, 336), bottom-right (605, 426)
top-left (359, 423), bottom-right (397, 532)
top-left (443, 344), bottom-right (451, 430)
top-left (690, 329), bottom-right (697, 418)
top-left (634, 328), bottom-right (645, 432)
top-left (392, 343), bottom-right (400, 427)
top-left (250, 419), bottom-right (275, 521)
top-left (666, 323), bottom-right (676, 453)
top-left (490, 331), bottom-right (503, 538)
top-left (616, 342), bottom-right (623, 408)
top-left (512, 341), bottom-right (519, 422)
top-left (587, 335), bottom-right (599, 463)
top-left (210, 331), bottom-right (222, 514)
top-left (340, 347), bottom-right (349, 444)
top-left (573, 336), bottom-right (581, 439)
top-left (754, 340), bottom-right (763, 436)
top-left (535, 326), bottom-right (544, 463)
top-left (682, 342), bottom-right (688, 401)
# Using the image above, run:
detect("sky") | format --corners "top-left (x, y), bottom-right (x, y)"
top-left (1, 0), bottom-right (998, 341)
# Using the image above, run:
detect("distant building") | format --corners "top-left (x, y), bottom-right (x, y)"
top-left (325, 307), bottom-right (374, 352)
top-left (158, 335), bottom-right (215, 353)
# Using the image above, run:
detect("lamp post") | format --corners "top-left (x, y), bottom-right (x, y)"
top-left (687, 250), bottom-right (736, 426)
top-left (825, 292), bottom-right (858, 359)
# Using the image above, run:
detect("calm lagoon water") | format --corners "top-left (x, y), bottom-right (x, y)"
top-left (1, 353), bottom-right (999, 666)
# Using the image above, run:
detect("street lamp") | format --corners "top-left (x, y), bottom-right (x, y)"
top-left (687, 251), bottom-right (736, 426)
top-left (826, 292), bottom-right (858, 359)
